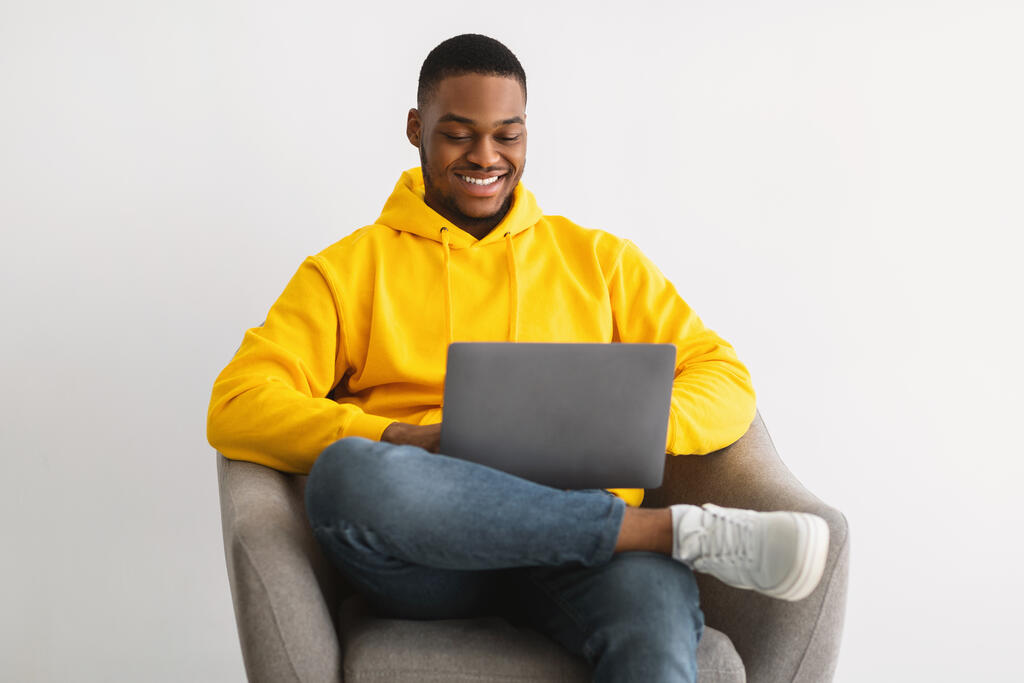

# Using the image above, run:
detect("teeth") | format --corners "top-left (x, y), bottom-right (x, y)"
top-left (460, 175), bottom-right (501, 186)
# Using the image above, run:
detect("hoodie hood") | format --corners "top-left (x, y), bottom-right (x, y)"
top-left (376, 167), bottom-right (543, 248)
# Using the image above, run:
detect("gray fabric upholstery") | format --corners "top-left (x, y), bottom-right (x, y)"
top-left (218, 455), bottom-right (344, 682)
top-left (338, 596), bottom-right (744, 683)
top-left (217, 410), bottom-right (847, 682)
top-left (643, 412), bottom-right (850, 682)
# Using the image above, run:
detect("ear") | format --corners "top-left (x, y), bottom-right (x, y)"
top-left (406, 108), bottom-right (422, 147)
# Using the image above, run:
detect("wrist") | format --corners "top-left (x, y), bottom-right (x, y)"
top-left (381, 421), bottom-right (406, 443)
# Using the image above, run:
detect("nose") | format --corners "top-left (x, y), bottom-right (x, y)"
top-left (466, 136), bottom-right (501, 168)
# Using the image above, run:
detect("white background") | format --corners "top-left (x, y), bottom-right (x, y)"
top-left (2, 1), bottom-right (1022, 681)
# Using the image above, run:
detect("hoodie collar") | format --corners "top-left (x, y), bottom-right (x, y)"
top-left (376, 167), bottom-right (542, 248)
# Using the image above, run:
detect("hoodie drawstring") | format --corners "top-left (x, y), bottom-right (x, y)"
top-left (504, 231), bottom-right (520, 342)
top-left (439, 227), bottom-right (520, 343)
top-left (440, 227), bottom-right (454, 345)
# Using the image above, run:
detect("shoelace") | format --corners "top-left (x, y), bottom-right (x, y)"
top-left (697, 506), bottom-right (757, 566)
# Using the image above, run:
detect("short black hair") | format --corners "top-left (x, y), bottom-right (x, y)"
top-left (417, 34), bottom-right (526, 110)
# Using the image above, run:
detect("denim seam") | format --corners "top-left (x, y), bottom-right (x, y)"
top-left (311, 520), bottom-right (408, 576)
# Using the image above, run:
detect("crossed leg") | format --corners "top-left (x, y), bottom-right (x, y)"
top-left (305, 437), bottom-right (703, 682)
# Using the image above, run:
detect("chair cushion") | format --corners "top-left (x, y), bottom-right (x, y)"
top-left (339, 597), bottom-right (745, 682)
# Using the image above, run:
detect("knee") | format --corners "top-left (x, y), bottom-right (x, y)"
top-left (305, 437), bottom-right (386, 527)
top-left (305, 437), bottom-right (438, 530)
top-left (311, 436), bottom-right (376, 478)
top-left (594, 554), bottom-right (704, 650)
top-left (638, 560), bottom-right (703, 641)
top-left (588, 561), bottom-right (703, 680)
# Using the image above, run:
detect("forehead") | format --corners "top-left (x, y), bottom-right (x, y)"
top-left (424, 73), bottom-right (526, 122)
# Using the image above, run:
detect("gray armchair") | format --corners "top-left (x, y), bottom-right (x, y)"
top-left (217, 411), bottom-right (848, 682)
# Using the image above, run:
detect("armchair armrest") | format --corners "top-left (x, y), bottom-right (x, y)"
top-left (217, 453), bottom-right (347, 683)
top-left (643, 412), bottom-right (849, 683)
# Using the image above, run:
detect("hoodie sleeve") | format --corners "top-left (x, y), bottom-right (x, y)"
top-left (608, 241), bottom-right (756, 455)
top-left (206, 256), bottom-right (393, 473)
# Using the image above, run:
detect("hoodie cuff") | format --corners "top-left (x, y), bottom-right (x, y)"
top-left (344, 412), bottom-right (395, 442)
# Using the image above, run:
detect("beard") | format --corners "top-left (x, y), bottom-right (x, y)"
top-left (419, 145), bottom-right (516, 224)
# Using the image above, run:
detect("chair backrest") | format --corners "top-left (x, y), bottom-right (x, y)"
top-left (220, 411), bottom-right (848, 683)
top-left (643, 412), bottom-right (850, 683)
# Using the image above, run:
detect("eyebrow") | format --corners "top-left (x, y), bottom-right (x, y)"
top-left (437, 113), bottom-right (525, 127)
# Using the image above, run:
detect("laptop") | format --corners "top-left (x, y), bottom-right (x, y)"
top-left (439, 342), bottom-right (675, 489)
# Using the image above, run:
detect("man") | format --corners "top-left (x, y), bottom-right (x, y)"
top-left (208, 34), bottom-right (828, 683)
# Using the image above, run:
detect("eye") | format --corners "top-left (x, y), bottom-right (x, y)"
top-left (498, 135), bottom-right (521, 142)
top-left (442, 133), bottom-right (470, 141)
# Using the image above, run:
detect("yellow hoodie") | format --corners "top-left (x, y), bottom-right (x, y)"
top-left (207, 168), bottom-right (756, 506)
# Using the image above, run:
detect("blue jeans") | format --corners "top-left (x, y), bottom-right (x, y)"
top-left (305, 437), bottom-right (704, 683)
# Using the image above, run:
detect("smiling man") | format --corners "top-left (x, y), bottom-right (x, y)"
top-left (208, 34), bottom-right (828, 683)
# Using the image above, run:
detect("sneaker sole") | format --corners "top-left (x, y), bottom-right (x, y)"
top-left (764, 513), bottom-right (830, 602)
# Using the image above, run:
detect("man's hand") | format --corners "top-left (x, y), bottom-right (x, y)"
top-left (381, 422), bottom-right (442, 453)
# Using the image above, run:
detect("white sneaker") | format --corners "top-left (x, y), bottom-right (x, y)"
top-left (671, 503), bottom-right (829, 602)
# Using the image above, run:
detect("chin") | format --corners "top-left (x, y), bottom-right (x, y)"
top-left (458, 202), bottom-right (503, 219)
top-left (459, 194), bottom-right (513, 218)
